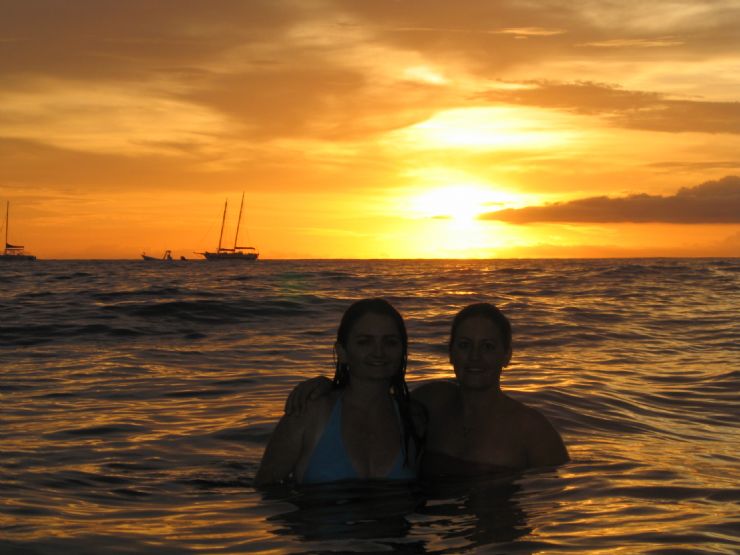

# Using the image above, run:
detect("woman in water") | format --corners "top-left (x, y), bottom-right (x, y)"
top-left (284, 302), bottom-right (568, 479)
top-left (255, 298), bottom-right (424, 485)
top-left (413, 302), bottom-right (568, 477)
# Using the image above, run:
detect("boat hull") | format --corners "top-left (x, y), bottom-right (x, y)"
top-left (141, 250), bottom-right (173, 261)
top-left (1, 253), bottom-right (36, 261)
top-left (202, 252), bottom-right (258, 261)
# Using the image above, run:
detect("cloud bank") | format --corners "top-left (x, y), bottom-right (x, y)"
top-left (479, 81), bottom-right (740, 135)
top-left (482, 176), bottom-right (740, 224)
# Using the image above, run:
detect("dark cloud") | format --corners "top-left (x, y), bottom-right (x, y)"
top-left (4, 2), bottom-right (739, 144)
top-left (340, 1), bottom-right (585, 73)
top-left (481, 176), bottom-right (740, 224)
top-left (0, 1), bottom-right (295, 80)
top-left (0, 0), bottom-right (577, 86)
top-left (0, 1), bottom-right (450, 143)
top-left (5, 1), bottom-right (740, 86)
top-left (338, 0), bottom-right (740, 72)
top-left (180, 68), bottom-right (442, 141)
top-left (479, 81), bottom-right (740, 134)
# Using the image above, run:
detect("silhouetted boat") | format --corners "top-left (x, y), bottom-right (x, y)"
top-left (196, 193), bottom-right (259, 261)
top-left (1, 201), bottom-right (36, 261)
top-left (142, 250), bottom-right (173, 261)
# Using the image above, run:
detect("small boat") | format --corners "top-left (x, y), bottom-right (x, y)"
top-left (141, 250), bottom-right (173, 261)
top-left (1, 201), bottom-right (36, 261)
top-left (196, 192), bottom-right (259, 261)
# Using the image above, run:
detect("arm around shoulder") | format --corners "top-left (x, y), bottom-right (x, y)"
top-left (255, 412), bottom-right (306, 486)
top-left (284, 376), bottom-right (333, 415)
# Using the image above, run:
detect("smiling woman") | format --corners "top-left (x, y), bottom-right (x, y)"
top-left (255, 298), bottom-right (423, 485)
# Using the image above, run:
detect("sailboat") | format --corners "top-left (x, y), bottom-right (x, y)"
top-left (196, 192), bottom-right (259, 261)
top-left (1, 201), bottom-right (36, 261)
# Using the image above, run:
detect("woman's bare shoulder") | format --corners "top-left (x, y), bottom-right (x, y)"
top-left (500, 396), bottom-right (547, 425)
top-left (411, 379), bottom-right (458, 408)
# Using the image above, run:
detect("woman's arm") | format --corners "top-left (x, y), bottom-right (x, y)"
top-left (522, 408), bottom-right (570, 468)
top-left (284, 376), bottom-right (333, 415)
top-left (255, 412), bottom-right (306, 486)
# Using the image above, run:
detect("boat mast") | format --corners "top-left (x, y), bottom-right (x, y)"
top-left (217, 199), bottom-right (227, 252)
top-left (233, 192), bottom-right (245, 250)
top-left (4, 201), bottom-right (8, 249)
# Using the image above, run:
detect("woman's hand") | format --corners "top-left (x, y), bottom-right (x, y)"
top-left (284, 376), bottom-right (333, 415)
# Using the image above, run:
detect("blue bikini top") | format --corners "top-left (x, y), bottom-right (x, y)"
top-left (301, 395), bottom-right (416, 484)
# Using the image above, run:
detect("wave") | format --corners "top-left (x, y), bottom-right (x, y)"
top-left (3, 258), bottom-right (739, 555)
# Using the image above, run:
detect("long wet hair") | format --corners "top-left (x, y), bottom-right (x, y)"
top-left (449, 302), bottom-right (512, 354)
top-left (332, 298), bottom-right (421, 465)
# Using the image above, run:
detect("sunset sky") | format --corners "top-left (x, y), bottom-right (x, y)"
top-left (2, 0), bottom-right (739, 259)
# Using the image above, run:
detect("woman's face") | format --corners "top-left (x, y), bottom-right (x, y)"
top-left (450, 315), bottom-right (511, 390)
top-left (337, 312), bottom-right (404, 382)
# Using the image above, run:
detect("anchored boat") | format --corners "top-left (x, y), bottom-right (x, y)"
top-left (1, 201), bottom-right (36, 261)
top-left (196, 193), bottom-right (259, 261)
top-left (141, 250), bottom-right (173, 261)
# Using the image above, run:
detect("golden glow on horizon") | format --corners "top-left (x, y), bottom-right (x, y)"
top-left (408, 185), bottom-right (526, 222)
top-left (394, 107), bottom-right (578, 151)
top-left (369, 184), bottom-right (537, 257)
top-left (377, 217), bottom-right (523, 259)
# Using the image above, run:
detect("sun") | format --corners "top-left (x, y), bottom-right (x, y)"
top-left (377, 184), bottom-right (533, 258)
top-left (380, 183), bottom-right (541, 258)
top-left (409, 184), bottom-right (521, 223)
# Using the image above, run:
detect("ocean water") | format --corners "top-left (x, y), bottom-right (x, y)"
top-left (1, 258), bottom-right (738, 554)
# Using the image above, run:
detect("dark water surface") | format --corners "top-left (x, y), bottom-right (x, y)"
top-left (1, 259), bottom-right (739, 554)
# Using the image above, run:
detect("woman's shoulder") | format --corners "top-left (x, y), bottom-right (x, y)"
top-left (509, 400), bottom-right (569, 465)
top-left (503, 396), bottom-right (560, 436)
top-left (411, 379), bottom-right (458, 409)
